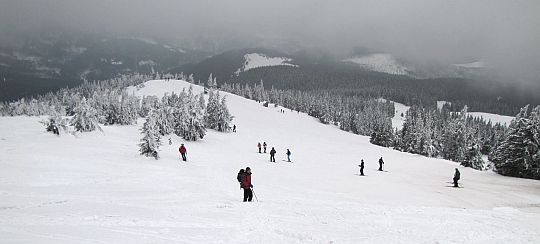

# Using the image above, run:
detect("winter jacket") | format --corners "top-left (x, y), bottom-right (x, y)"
top-left (454, 170), bottom-right (460, 180)
top-left (257, 143), bottom-right (261, 148)
top-left (270, 149), bottom-right (276, 155)
top-left (179, 146), bottom-right (187, 154)
top-left (242, 172), bottom-right (252, 189)
top-left (286, 150), bottom-right (291, 156)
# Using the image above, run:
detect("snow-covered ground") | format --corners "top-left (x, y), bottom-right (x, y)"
top-left (453, 60), bottom-right (486, 69)
top-left (1, 79), bottom-right (540, 243)
top-left (437, 101), bottom-right (514, 125)
top-left (343, 54), bottom-right (408, 75)
top-left (235, 53), bottom-right (297, 75)
top-left (378, 98), bottom-right (410, 130)
top-left (469, 112), bottom-right (514, 125)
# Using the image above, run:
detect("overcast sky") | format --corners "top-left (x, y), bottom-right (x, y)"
top-left (1, 0), bottom-right (539, 83)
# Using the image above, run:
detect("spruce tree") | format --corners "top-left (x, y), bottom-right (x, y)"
top-left (139, 111), bottom-right (161, 159)
top-left (70, 97), bottom-right (101, 132)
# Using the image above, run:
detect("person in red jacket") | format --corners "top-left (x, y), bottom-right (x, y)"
top-left (179, 144), bottom-right (187, 161)
top-left (241, 167), bottom-right (253, 202)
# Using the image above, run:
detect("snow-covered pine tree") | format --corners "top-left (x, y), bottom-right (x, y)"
top-left (182, 93), bottom-right (206, 141)
top-left (492, 105), bottom-right (540, 179)
top-left (461, 134), bottom-right (485, 170)
top-left (70, 97), bottom-right (101, 132)
top-left (370, 117), bottom-right (394, 147)
top-left (216, 95), bottom-right (233, 132)
top-left (139, 110), bottom-right (161, 159)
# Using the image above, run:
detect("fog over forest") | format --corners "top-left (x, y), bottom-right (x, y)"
top-left (1, 0), bottom-right (539, 85)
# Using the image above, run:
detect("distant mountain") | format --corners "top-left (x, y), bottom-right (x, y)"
top-left (169, 48), bottom-right (296, 82)
top-left (0, 37), bottom-right (211, 101)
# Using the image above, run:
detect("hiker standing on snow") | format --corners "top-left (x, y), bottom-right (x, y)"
top-left (359, 159), bottom-right (365, 176)
top-left (241, 167), bottom-right (253, 202)
top-left (270, 147), bottom-right (276, 162)
top-left (263, 142), bottom-right (267, 153)
top-left (378, 157), bottom-right (384, 171)
top-left (233, 124), bottom-right (236, 132)
top-left (453, 168), bottom-right (461, 187)
top-left (286, 149), bottom-right (291, 162)
top-left (257, 142), bottom-right (262, 153)
top-left (179, 144), bottom-right (187, 161)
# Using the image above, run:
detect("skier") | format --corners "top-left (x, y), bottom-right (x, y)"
top-left (286, 149), bottom-right (291, 162)
top-left (237, 169), bottom-right (245, 189)
top-left (378, 157), bottom-right (384, 171)
top-left (257, 142), bottom-right (262, 153)
top-left (358, 159), bottom-right (365, 176)
top-left (52, 125), bottom-right (59, 135)
top-left (168, 138), bottom-right (172, 145)
top-left (179, 144), bottom-right (187, 161)
top-left (263, 142), bottom-right (267, 153)
top-left (233, 124), bottom-right (236, 132)
top-left (241, 167), bottom-right (253, 202)
top-left (453, 168), bottom-right (461, 187)
top-left (270, 147), bottom-right (276, 162)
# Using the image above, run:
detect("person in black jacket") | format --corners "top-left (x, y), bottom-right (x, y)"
top-left (269, 147), bottom-right (276, 162)
top-left (358, 159), bottom-right (365, 176)
top-left (378, 157), bottom-right (384, 171)
top-left (453, 168), bottom-right (461, 187)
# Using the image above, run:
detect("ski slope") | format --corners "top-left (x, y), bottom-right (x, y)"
top-left (378, 98), bottom-right (410, 130)
top-left (1, 79), bottom-right (540, 243)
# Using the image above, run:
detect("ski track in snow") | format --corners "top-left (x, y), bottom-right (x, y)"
top-left (1, 79), bottom-right (540, 243)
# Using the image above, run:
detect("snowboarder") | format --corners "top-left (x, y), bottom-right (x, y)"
top-left (358, 159), bottom-right (365, 176)
top-left (270, 147), bottom-right (276, 162)
top-left (286, 149), bottom-right (291, 162)
top-left (179, 144), bottom-right (187, 161)
top-left (453, 168), bottom-right (461, 187)
top-left (237, 169), bottom-right (245, 189)
top-left (241, 167), bottom-right (253, 202)
top-left (263, 142), bottom-right (267, 153)
top-left (233, 124), bottom-right (236, 132)
top-left (378, 157), bottom-right (384, 171)
top-left (257, 142), bottom-right (262, 153)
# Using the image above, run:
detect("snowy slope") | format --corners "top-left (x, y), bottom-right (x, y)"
top-left (235, 53), bottom-right (297, 75)
top-left (378, 98), bottom-right (410, 130)
top-left (469, 112), bottom-right (514, 125)
top-left (1, 80), bottom-right (540, 243)
top-left (344, 54), bottom-right (408, 75)
top-left (437, 101), bottom-right (514, 125)
top-left (453, 60), bottom-right (486, 69)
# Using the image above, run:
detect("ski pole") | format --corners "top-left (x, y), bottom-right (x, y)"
top-left (251, 187), bottom-right (259, 202)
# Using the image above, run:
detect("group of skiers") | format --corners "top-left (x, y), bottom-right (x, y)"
top-left (257, 142), bottom-right (291, 162)
top-left (357, 157), bottom-right (385, 176)
top-left (357, 157), bottom-right (461, 187)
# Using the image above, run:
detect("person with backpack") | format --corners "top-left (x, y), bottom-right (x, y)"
top-left (270, 147), bottom-right (276, 162)
top-left (286, 149), bottom-right (291, 162)
top-left (263, 142), bottom-right (267, 153)
top-left (453, 168), bottom-right (461, 187)
top-left (179, 144), bottom-right (187, 161)
top-left (378, 157), bottom-right (384, 171)
top-left (237, 169), bottom-right (245, 189)
top-left (257, 142), bottom-right (262, 153)
top-left (358, 159), bottom-right (365, 176)
top-left (241, 167), bottom-right (253, 202)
